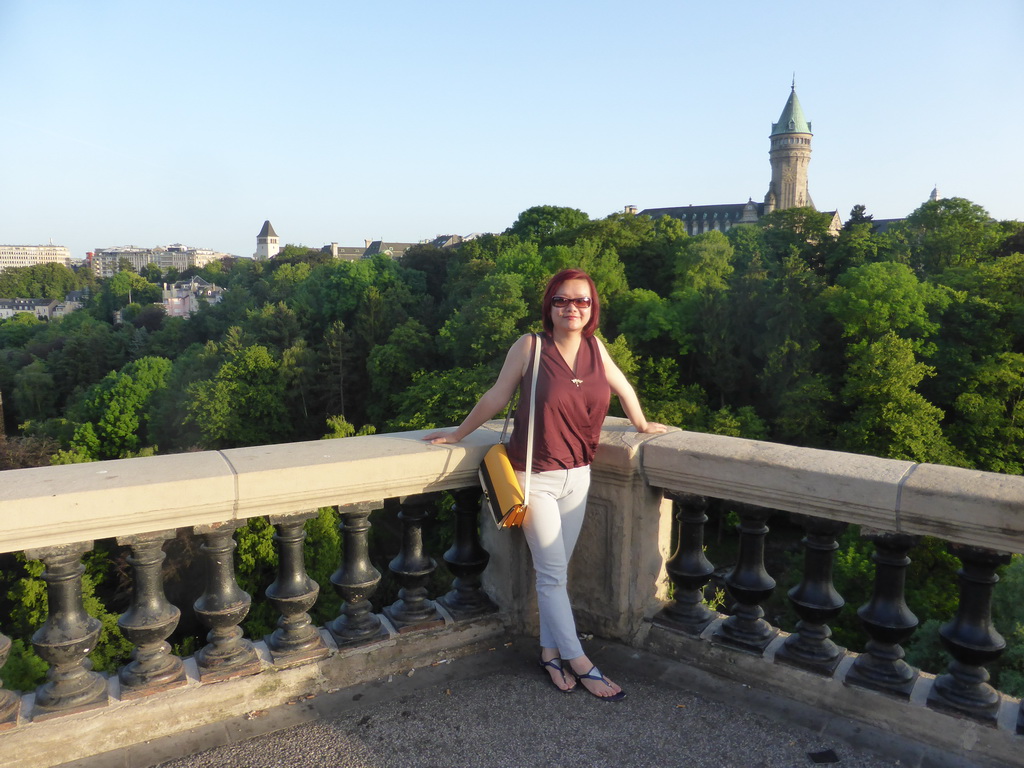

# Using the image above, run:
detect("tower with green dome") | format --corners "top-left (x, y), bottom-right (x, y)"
top-left (764, 82), bottom-right (814, 213)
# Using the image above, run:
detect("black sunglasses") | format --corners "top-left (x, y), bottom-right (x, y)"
top-left (552, 296), bottom-right (593, 309)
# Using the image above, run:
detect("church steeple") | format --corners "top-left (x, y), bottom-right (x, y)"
top-left (765, 84), bottom-right (814, 213)
top-left (254, 219), bottom-right (281, 260)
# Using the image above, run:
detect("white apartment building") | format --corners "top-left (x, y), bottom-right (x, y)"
top-left (0, 298), bottom-right (59, 320)
top-left (0, 244), bottom-right (72, 273)
top-left (89, 244), bottom-right (227, 278)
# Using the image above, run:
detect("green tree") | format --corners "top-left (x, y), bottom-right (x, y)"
top-left (620, 214), bottom-right (688, 296)
top-left (838, 333), bottom-right (964, 464)
top-left (281, 339), bottom-right (318, 436)
top-left (826, 261), bottom-right (947, 345)
top-left (44, 314), bottom-right (133, 414)
top-left (0, 312), bottom-right (45, 350)
top-left (12, 359), bottom-right (57, 423)
top-left (828, 220), bottom-right (881, 279)
top-left (96, 271), bottom-right (162, 320)
top-left (0, 262), bottom-right (82, 300)
top-left (753, 255), bottom-right (833, 445)
top-left (366, 319), bottom-right (436, 425)
top-left (616, 289), bottom-right (690, 358)
top-left (140, 263), bottom-right (163, 283)
top-left (244, 301), bottom-right (302, 351)
top-left (505, 205), bottom-right (590, 244)
top-left (758, 207), bottom-right (837, 277)
top-left (67, 356), bottom-right (173, 459)
top-left (843, 204), bottom-right (873, 230)
top-left (948, 353), bottom-right (1024, 474)
top-left (183, 345), bottom-right (289, 448)
top-left (388, 365), bottom-right (498, 431)
top-left (898, 197), bottom-right (1001, 275)
top-left (438, 273), bottom-right (529, 368)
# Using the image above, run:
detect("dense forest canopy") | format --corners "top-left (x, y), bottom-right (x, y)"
top-left (0, 196), bottom-right (1022, 473)
top-left (2, 197), bottom-right (1024, 695)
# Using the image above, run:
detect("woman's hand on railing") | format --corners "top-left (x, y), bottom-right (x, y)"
top-left (638, 422), bottom-right (669, 434)
top-left (422, 429), bottom-right (460, 445)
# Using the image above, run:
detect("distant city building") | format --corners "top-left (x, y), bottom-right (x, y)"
top-left (326, 234), bottom-right (474, 262)
top-left (327, 243), bottom-right (368, 262)
top-left (254, 220), bottom-right (281, 260)
top-left (0, 244), bottom-right (72, 273)
top-left (53, 289), bottom-right (87, 318)
top-left (0, 298), bottom-right (59, 320)
top-left (161, 276), bottom-right (224, 317)
top-left (639, 84), bottom-right (841, 235)
top-left (89, 244), bottom-right (227, 279)
top-left (362, 239), bottom-right (418, 259)
top-left (427, 234), bottom-right (475, 249)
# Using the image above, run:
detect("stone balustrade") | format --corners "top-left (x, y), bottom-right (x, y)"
top-left (0, 418), bottom-right (1022, 767)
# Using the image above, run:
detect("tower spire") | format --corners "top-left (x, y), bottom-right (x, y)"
top-left (765, 83), bottom-right (814, 212)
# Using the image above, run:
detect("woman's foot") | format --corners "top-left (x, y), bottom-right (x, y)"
top-left (568, 656), bottom-right (625, 701)
top-left (540, 650), bottom-right (576, 692)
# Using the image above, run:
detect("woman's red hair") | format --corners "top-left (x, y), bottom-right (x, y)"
top-left (541, 268), bottom-right (600, 337)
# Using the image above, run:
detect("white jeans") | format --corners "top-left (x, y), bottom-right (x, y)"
top-left (516, 465), bottom-right (590, 660)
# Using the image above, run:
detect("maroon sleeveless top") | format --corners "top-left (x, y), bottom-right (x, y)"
top-left (507, 333), bottom-right (611, 472)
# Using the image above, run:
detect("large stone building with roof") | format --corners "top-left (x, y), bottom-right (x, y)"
top-left (640, 84), bottom-right (840, 235)
top-left (0, 244), bottom-right (72, 273)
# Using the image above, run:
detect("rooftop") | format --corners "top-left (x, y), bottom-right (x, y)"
top-left (771, 86), bottom-right (812, 136)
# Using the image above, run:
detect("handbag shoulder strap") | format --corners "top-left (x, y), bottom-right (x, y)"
top-left (522, 333), bottom-right (542, 502)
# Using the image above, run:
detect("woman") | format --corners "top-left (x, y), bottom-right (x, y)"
top-left (423, 269), bottom-right (666, 700)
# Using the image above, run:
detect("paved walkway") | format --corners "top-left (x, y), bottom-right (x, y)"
top-left (62, 638), bottom-right (980, 768)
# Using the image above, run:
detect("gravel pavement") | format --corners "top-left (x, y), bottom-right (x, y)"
top-left (61, 638), bottom-right (978, 768)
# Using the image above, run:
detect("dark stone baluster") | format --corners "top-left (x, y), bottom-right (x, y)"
top-left (0, 631), bottom-right (20, 729)
top-left (655, 493), bottom-right (718, 635)
top-left (265, 512), bottom-right (328, 663)
top-left (712, 503), bottom-right (779, 654)
top-left (775, 516), bottom-right (847, 675)
top-left (845, 532), bottom-right (920, 698)
top-left (193, 522), bottom-right (260, 682)
top-left (27, 543), bottom-right (108, 717)
top-left (383, 493), bottom-right (444, 631)
top-left (439, 488), bottom-right (497, 620)
top-left (116, 531), bottom-right (185, 698)
top-left (927, 544), bottom-right (1011, 724)
top-left (328, 501), bottom-right (386, 646)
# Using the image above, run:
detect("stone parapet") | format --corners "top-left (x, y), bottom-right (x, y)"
top-left (0, 426), bottom-right (504, 554)
top-left (640, 429), bottom-right (1024, 551)
top-left (2, 421), bottom-right (1023, 767)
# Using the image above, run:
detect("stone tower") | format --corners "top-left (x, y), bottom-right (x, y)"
top-left (254, 220), bottom-right (281, 260)
top-left (764, 84), bottom-right (814, 214)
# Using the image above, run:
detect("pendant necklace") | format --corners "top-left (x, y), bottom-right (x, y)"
top-left (571, 356), bottom-right (582, 388)
top-left (559, 336), bottom-right (583, 387)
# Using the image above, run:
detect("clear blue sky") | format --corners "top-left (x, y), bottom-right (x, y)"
top-left (2, 0), bottom-right (1022, 260)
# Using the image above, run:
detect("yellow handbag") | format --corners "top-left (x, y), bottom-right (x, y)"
top-left (478, 334), bottom-right (541, 529)
top-left (479, 443), bottom-right (527, 528)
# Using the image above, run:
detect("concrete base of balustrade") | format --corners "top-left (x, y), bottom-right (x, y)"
top-left (479, 419), bottom-right (674, 645)
top-left (642, 619), bottom-right (1024, 768)
top-left (0, 615), bottom-right (509, 768)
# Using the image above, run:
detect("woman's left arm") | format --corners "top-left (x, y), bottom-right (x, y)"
top-left (596, 338), bottom-right (668, 434)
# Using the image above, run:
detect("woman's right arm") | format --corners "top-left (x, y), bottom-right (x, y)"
top-left (422, 334), bottom-right (534, 444)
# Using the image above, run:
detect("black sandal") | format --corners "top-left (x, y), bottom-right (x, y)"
top-left (574, 665), bottom-right (626, 701)
top-left (539, 657), bottom-right (576, 693)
